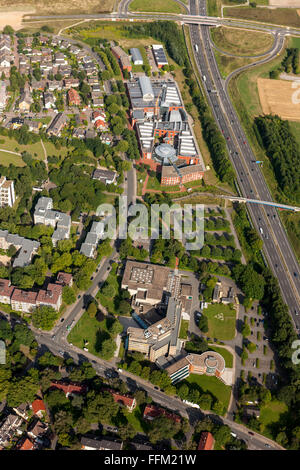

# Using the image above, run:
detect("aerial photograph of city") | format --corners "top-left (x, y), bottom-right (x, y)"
top-left (0, 0), bottom-right (300, 459)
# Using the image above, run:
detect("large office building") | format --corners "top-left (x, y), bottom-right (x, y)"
top-left (0, 176), bottom-right (15, 207)
top-left (164, 351), bottom-right (229, 385)
top-left (122, 261), bottom-right (193, 362)
top-left (127, 76), bottom-right (205, 185)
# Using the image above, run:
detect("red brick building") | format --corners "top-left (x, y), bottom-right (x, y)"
top-left (68, 88), bottom-right (81, 106)
top-left (197, 431), bottom-right (214, 450)
top-left (143, 404), bottom-right (181, 424)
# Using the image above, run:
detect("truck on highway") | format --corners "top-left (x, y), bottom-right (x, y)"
top-left (194, 44), bottom-right (198, 53)
top-left (259, 227), bottom-right (264, 235)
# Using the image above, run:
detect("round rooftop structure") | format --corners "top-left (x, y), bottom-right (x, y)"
top-left (154, 143), bottom-right (177, 166)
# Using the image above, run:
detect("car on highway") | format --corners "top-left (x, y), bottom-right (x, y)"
top-left (265, 444), bottom-right (271, 448)
top-left (78, 295), bottom-right (81, 299)
top-left (248, 431), bottom-right (254, 436)
top-left (60, 318), bottom-right (64, 323)
top-left (59, 351), bottom-right (64, 356)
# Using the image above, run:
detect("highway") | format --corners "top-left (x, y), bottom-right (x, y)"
top-left (187, 0), bottom-right (300, 330)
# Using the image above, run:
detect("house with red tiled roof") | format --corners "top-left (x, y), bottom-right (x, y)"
top-left (68, 88), bottom-right (81, 106)
top-left (50, 381), bottom-right (87, 397)
top-left (11, 289), bottom-right (37, 313)
top-left (197, 431), bottom-right (214, 451)
top-left (17, 437), bottom-right (34, 450)
top-left (143, 404), bottom-right (181, 424)
top-left (31, 399), bottom-right (46, 418)
top-left (36, 283), bottom-right (62, 311)
top-left (107, 389), bottom-right (136, 412)
top-left (56, 272), bottom-right (73, 287)
top-left (0, 279), bottom-right (14, 304)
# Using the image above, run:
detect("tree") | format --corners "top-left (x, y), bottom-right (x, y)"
top-left (61, 286), bottom-right (76, 307)
top-left (87, 302), bottom-right (97, 318)
top-left (198, 315), bottom-right (209, 333)
top-left (32, 306), bottom-right (59, 330)
top-left (3, 25), bottom-right (14, 35)
top-left (148, 416), bottom-right (181, 443)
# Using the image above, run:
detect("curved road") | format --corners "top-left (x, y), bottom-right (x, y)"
top-left (188, 0), bottom-right (300, 331)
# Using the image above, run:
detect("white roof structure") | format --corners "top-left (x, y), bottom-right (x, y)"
top-left (139, 76), bottom-right (154, 101)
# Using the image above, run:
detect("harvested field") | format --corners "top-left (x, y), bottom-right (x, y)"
top-left (224, 7), bottom-right (300, 28)
top-left (270, 0), bottom-right (300, 5)
top-left (0, 1), bottom-right (115, 16)
top-left (257, 78), bottom-right (300, 121)
top-left (0, 8), bottom-right (35, 30)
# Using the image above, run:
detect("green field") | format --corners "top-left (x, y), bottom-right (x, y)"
top-left (207, 0), bottom-right (222, 17)
top-left (208, 345), bottom-right (233, 368)
top-left (0, 136), bottom-right (46, 164)
top-left (67, 312), bottom-right (102, 357)
top-left (179, 319), bottom-right (189, 340)
top-left (259, 400), bottom-right (288, 438)
top-left (205, 303), bottom-right (236, 341)
top-left (129, 0), bottom-right (185, 14)
top-left (186, 374), bottom-right (232, 413)
top-left (96, 263), bottom-right (120, 315)
top-left (123, 405), bottom-right (150, 433)
top-left (214, 50), bottom-right (257, 79)
top-left (210, 27), bottom-right (274, 57)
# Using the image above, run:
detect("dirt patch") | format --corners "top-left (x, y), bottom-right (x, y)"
top-left (0, 255), bottom-right (10, 266)
top-left (257, 77), bottom-right (300, 121)
top-left (270, 0), bottom-right (300, 6)
top-left (0, 1), bottom-right (115, 16)
top-left (0, 9), bottom-right (35, 31)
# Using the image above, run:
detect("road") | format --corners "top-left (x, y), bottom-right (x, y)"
top-left (187, 0), bottom-right (300, 331)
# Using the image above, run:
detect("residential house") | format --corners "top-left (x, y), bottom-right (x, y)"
top-left (18, 89), bottom-right (33, 112)
top-left (47, 80), bottom-right (62, 91)
top-left (27, 419), bottom-right (48, 440)
top-left (197, 431), bottom-right (214, 451)
top-left (47, 113), bottom-right (68, 137)
top-left (50, 381), bottom-right (87, 397)
top-left (36, 283), bottom-right (62, 311)
top-left (11, 289), bottom-right (38, 313)
top-left (16, 437), bottom-right (34, 450)
top-left (92, 168), bottom-right (117, 185)
top-left (80, 221), bottom-right (104, 258)
top-left (0, 81), bottom-right (7, 111)
top-left (0, 175), bottom-right (15, 207)
top-left (64, 78), bottom-right (79, 89)
top-left (0, 230), bottom-right (40, 268)
top-left (0, 279), bottom-right (15, 304)
top-left (68, 88), bottom-right (81, 107)
top-left (109, 390), bottom-right (136, 412)
top-left (143, 404), bottom-right (181, 424)
top-left (13, 403), bottom-right (30, 421)
top-left (33, 196), bottom-right (71, 245)
top-left (31, 399), bottom-right (46, 418)
top-left (81, 436), bottom-right (123, 451)
top-left (56, 272), bottom-right (73, 287)
top-left (43, 91), bottom-right (55, 109)
top-left (0, 414), bottom-right (23, 446)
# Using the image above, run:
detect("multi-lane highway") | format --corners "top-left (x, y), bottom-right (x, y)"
top-left (188, 0), bottom-right (300, 330)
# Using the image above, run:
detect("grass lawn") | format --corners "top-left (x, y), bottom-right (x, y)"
top-left (179, 319), bottom-right (189, 340)
top-left (123, 405), bottom-right (150, 433)
top-left (0, 136), bottom-right (46, 162)
top-left (204, 303), bottom-right (236, 341)
top-left (67, 312), bottom-right (117, 359)
top-left (210, 27), bottom-right (274, 57)
top-left (0, 151), bottom-right (24, 167)
top-left (96, 263), bottom-right (120, 315)
top-left (214, 50), bottom-right (257, 79)
top-left (186, 374), bottom-right (231, 414)
top-left (207, 0), bottom-right (222, 16)
top-left (129, 0), bottom-right (185, 14)
top-left (208, 345), bottom-right (233, 368)
top-left (259, 400), bottom-right (288, 438)
top-left (67, 312), bottom-right (103, 357)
